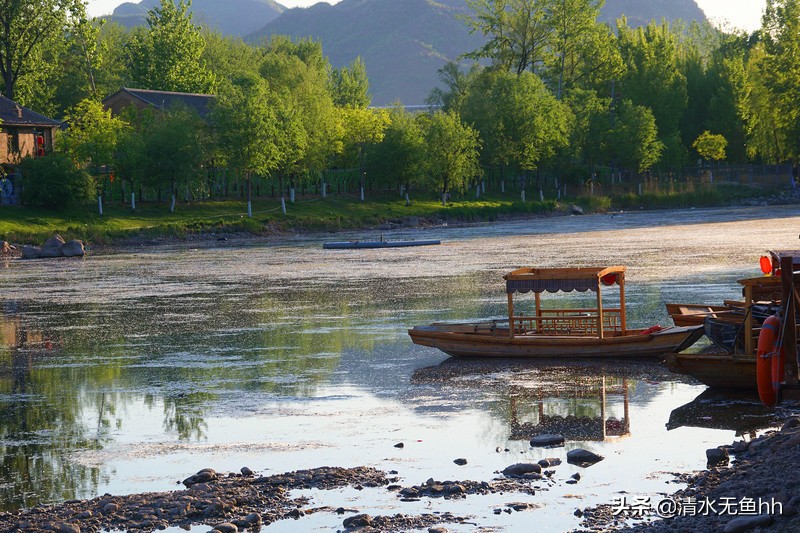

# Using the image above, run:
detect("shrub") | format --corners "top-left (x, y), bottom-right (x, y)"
top-left (19, 154), bottom-right (94, 209)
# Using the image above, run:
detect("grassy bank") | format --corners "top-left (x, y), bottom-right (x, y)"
top-left (0, 183), bottom-right (777, 245)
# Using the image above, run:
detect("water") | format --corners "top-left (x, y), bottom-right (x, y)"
top-left (0, 205), bottom-right (798, 531)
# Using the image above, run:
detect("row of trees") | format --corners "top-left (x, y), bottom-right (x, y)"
top-left (9, 0), bottom-right (800, 210)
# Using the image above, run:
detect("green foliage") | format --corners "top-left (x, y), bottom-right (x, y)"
top-left (126, 0), bottom-right (215, 93)
top-left (419, 111), bottom-right (482, 201)
top-left (57, 98), bottom-right (126, 172)
top-left (364, 105), bottom-right (426, 192)
top-left (693, 131), bottom-right (727, 161)
top-left (331, 57), bottom-right (371, 108)
top-left (610, 99), bottom-right (664, 173)
top-left (19, 154), bottom-right (94, 208)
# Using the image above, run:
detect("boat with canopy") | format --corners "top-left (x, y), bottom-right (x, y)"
top-left (409, 266), bottom-right (703, 358)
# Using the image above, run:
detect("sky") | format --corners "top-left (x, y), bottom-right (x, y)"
top-left (85, 0), bottom-right (768, 33)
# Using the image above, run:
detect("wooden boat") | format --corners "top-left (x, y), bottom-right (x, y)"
top-left (666, 303), bottom-right (736, 326)
top-left (409, 266), bottom-right (703, 359)
top-left (323, 239), bottom-right (440, 249)
top-left (666, 274), bottom-right (785, 389)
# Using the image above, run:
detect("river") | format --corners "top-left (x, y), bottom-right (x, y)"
top-left (0, 205), bottom-right (798, 531)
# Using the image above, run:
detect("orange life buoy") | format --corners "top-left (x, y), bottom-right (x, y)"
top-left (756, 315), bottom-right (785, 407)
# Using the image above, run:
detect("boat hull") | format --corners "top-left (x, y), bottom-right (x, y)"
top-left (323, 240), bottom-right (440, 249)
top-left (408, 323), bottom-right (703, 359)
top-left (665, 351), bottom-right (756, 390)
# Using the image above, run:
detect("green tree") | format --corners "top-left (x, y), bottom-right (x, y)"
top-left (692, 131), bottom-right (727, 162)
top-left (0, 0), bottom-right (84, 101)
top-left (211, 74), bottom-right (288, 217)
top-left (140, 104), bottom-right (207, 212)
top-left (609, 99), bottom-right (664, 173)
top-left (126, 0), bottom-right (215, 93)
top-left (338, 106), bottom-right (390, 200)
top-left (420, 111), bottom-right (481, 205)
top-left (331, 57), bottom-right (371, 108)
top-left (616, 19), bottom-right (688, 168)
top-left (364, 105), bottom-right (425, 203)
top-left (20, 153), bottom-right (94, 209)
top-left (464, 0), bottom-right (553, 75)
top-left (426, 62), bottom-right (481, 113)
top-left (761, 0), bottom-right (800, 162)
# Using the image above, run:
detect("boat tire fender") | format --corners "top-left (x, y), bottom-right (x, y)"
top-left (756, 314), bottom-right (784, 407)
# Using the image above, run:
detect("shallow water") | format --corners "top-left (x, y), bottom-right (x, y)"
top-left (1, 205), bottom-right (799, 530)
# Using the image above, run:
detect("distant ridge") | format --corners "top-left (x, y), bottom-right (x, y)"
top-left (107, 0), bottom-right (285, 36)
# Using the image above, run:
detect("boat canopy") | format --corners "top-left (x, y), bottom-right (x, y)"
top-left (504, 266), bottom-right (625, 294)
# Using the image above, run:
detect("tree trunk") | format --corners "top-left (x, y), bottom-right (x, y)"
top-left (247, 174), bottom-right (253, 218)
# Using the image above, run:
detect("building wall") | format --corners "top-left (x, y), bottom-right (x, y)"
top-left (0, 126), bottom-right (55, 165)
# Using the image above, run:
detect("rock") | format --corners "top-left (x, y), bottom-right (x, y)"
top-left (21, 245), bottom-right (41, 259)
top-left (58, 523), bottom-right (80, 533)
top-left (287, 508), bottom-right (304, 518)
top-left (530, 434), bottom-right (565, 447)
top-left (343, 514), bottom-right (373, 528)
top-left (240, 467), bottom-right (254, 477)
top-left (538, 458), bottom-right (562, 468)
top-left (453, 458), bottom-right (467, 466)
top-left (394, 442), bottom-right (404, 448)
top-left (0, 241), bottom-right (10, 254)
top-left (444, 484), bottom-right (465, 495)
top-left (402, 216), bottom-right (420, 227)
top-left (566, 449), bottom-right (604, 466)
top-left (183, 468), bottom-right (218, 487)
top-left (571, 473), bottom-right (581, 481)
top-left (570, 204), bottom-right (585, 215)
top-left (722, 514), bottom-right (773, 533)
top-left (706, 447), bottom-right (730, 466)
top-left (61, 240), bottom-right (85, 257)
top-left (782, 418), bottom-right (800, 432)
top-left (40, 235), bottom-right (65, 258)
top-left (212, 523), bottom-right (238, 533)
top-left (244, 513), bottom-right (261, 524)
top-left (102, 503), bottom-right (119, 514)
top-left (428, 527), bottom-right (449, 533)
top-left (502, 463), bottom-right (542, 477)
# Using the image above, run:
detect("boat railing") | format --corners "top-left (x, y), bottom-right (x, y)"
top-left (511, 308), bottom-right (623, 336)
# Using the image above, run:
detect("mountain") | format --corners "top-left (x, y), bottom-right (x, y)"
top-left (252, 0), bottom-right (708, 105)
top-left (107, 0), bottom-right (285, 36)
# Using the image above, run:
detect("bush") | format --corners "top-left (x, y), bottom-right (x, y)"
top-left (19, 154), bottom-right (94, 209)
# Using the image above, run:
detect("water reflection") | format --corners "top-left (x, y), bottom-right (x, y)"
top-left (666, 389), bottom-right (782, 437)
top-left (411, 359), bottom-right (679, 444)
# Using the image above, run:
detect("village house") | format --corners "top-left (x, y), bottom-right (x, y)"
top-left (102, 87), bottom-right (215, 119)
top-left (0, 95), bottom-right (60, 166)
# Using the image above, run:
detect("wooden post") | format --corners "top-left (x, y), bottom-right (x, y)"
top-left (744, 284), bottom-right (754, 355)
top-left (596, 283), bottom-right (604, 339)
top-left (618, 273), bottom-right (627, 333)
top-left (535, 292), bottom-right (541, 333)
top-left (781, 256), bottom-right (798, 385)
top-left (508, 292), bottom-right (515, 338)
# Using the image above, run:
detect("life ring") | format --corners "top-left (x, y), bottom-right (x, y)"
top-left (756, 315), bottom-right (785, 407)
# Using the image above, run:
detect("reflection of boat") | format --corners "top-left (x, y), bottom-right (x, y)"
top-left (409, 266), bottom-right (703, 358)
top-left (665, 350), bottom-right (755, 390)
top-left (509, 377), bottom-right (630, 442)
top-left (323, 239), bottom-right (440, 249)
top-left (666, 389), bottom-right (780, 436)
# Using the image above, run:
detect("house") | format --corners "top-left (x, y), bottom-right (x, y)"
top-left (102, 87), bottom-right (215, 119)
top-left (0, 95), bottom-right (61, 166)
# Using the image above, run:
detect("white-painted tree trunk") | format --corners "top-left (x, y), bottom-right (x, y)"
top-left (405, 192), bottom-right (410, 206)
top-left (481, 180), bottom-right (486, 193)
top-left (281, 197), bottom-right (287, 215)
top-left (539, 188), bottom-right (544, 202)
top-left (521, 190), bottom-right (526, 203)
top-left (475, 184), bottom-right (480, 198)
top-left (638, 183), bottom-right (642, 195)
top-left (247, 200), bottom-right (252, 218)
top-left (322, 182), bottom-right (327, 198)
top-left (290, 187), bottom-right (295, 203)
top-left (98, 195), bottom-right (103, 215)
top-left (360, 186), bottom-right (365, 201)
top-left (131, 192), bottom-right (136, 210)
top-left (442, 193), bottom-right (447, 206)
top-left (501, 180), bottom-right (505, 193)
top-left (170, 194), bottom-right (176, 213)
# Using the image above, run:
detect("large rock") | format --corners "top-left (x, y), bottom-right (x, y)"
top-left (40, 235), bottom-right (65, 258)
top-left (182, 468), bottom-right (218, 487)
top-left (343, 514), bottom-right (373, 528)
top-left (502, 463), bottom-right (542, 477)
top-left (62, 240), bottom-right (85, 257)
top-left (530, 434), bottom-right (565, 447)
top-left (21, 245), bottom-right (41, 259)
top-left (706, 447), bottom-right (729, 466)
top-left (566, 448), bottom-right (604, 466)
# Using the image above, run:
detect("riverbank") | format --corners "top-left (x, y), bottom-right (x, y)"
top-left (3, 411), bottom-right (800, 533)
top-left (0, 182), bottom-right (791, 247)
